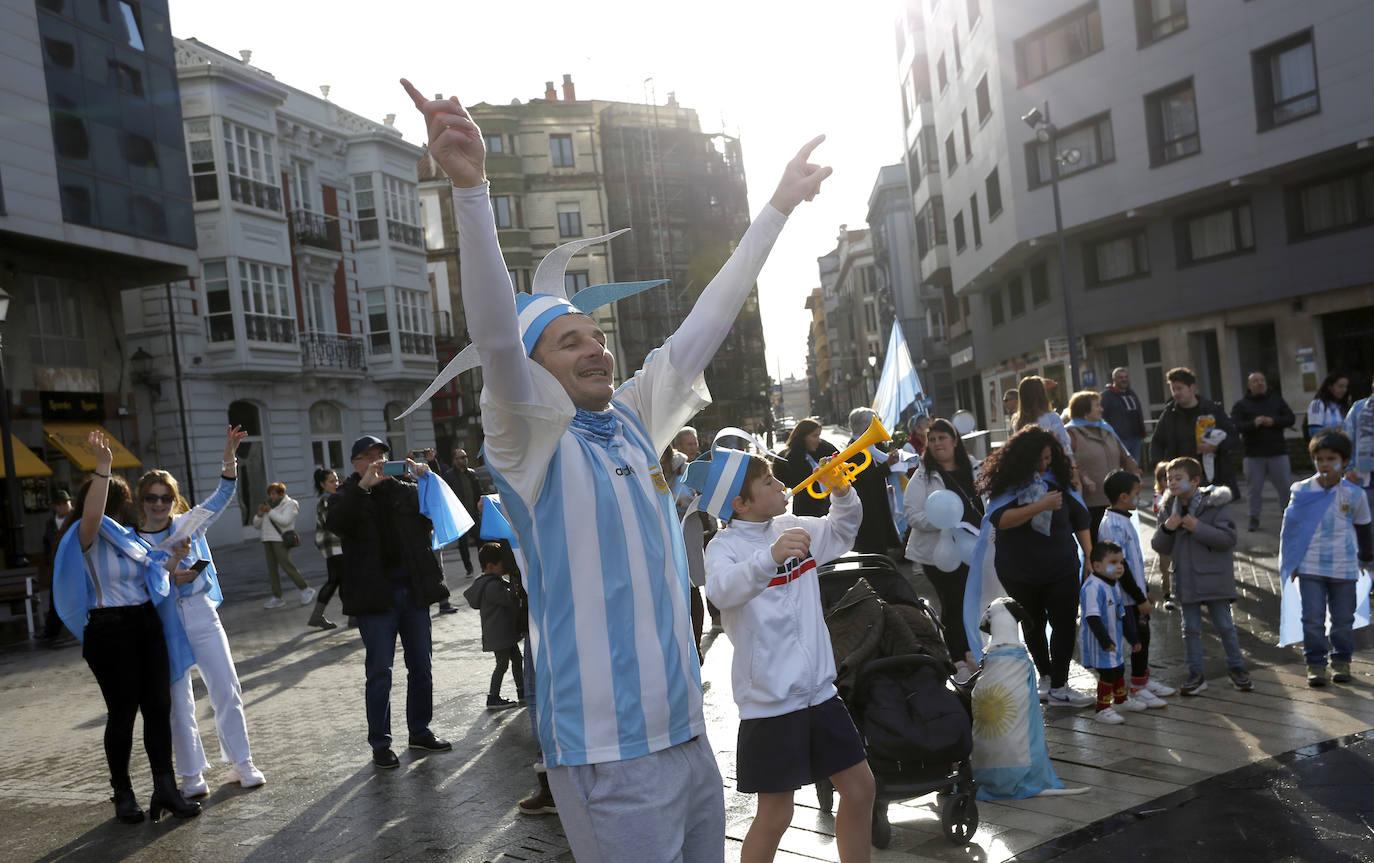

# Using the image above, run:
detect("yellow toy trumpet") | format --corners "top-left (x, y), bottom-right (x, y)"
top-left (790, 417), bottom-right (893, 499)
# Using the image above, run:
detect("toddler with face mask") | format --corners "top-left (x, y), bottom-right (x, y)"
top-left (1079, 542), bottom-right (1143, 723)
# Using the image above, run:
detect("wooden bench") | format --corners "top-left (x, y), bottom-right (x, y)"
top-left (0, 566), bottom-right (41, 639)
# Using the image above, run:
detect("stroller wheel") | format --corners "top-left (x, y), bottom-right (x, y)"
top-left (815, 778), bottom-right (834, 815)
top-left (871, 803), bottom-right (891, 849)
top-left (941, 793), bottom-right (978, 845)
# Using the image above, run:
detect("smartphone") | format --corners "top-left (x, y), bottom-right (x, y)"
top-left (382, 460), bottom-right (409, 476)
top-left (189, 559), bottom-right (211, 573)
top-left (409, 449), bottom-right (428, 462)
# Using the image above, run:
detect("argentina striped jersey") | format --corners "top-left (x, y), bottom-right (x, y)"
top-left (1292, 475), bottom-right (1372, 579)
top-left (483, 340), bottom-right (710, 767)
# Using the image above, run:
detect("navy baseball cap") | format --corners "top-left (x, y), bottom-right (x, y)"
top-left (350, 435), bottom-right (389, 460)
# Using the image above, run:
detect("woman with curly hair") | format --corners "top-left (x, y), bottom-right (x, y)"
top-left (979, 425), bottom-right (1095, 707)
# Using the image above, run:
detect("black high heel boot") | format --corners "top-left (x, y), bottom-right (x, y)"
top-left (111, 786), bottom-right (145, 824)
top-left (149, 772), bottom-right (201, 821)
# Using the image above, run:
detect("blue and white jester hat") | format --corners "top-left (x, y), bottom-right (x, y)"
top-left (680, 427), bottom-right (780, 522)
top-left (394, 229), bottom-right (666, 420)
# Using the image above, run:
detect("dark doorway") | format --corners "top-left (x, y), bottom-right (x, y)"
top-left (1234, 321), bottom-right (1280, 395)
top-left (1321, 306), bottom-right (1374, 402)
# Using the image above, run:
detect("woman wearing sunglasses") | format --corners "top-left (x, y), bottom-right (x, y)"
top-left (135, 425), bottom-right (266, 800)
top-left (52, 431), bottom-right (199, 823)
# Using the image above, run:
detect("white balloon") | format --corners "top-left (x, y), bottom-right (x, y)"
top-left (933, 530), bottom-right (962, 571)
top-left (926, 489), bottom-right (964, 531)
top-left (953, 529), bottom-right (979, 565)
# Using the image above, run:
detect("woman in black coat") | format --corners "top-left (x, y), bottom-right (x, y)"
top-left (772, 419), bottom-right (839, 517)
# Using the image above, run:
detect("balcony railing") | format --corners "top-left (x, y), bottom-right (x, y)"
top-left (243, 314), bottom-right (295, 344)
top-left (387, 220), bottom-right (424, 248)
top-left (301, 333), bottom-right (365, 371)
top-left (398, 332), bottom-right (434, 356)
top-left (291, 209), bottom-right (342, 252)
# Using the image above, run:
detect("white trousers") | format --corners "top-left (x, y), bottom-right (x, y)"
top-left (170, 592), bottom-right (253, 774)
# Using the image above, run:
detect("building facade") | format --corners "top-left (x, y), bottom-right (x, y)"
top-left (867, 162), bottom-right (955, 416)
top-left (904, 0), bottom-right (1374, 432)
top-left (428, 78), bottom-right (772, 443)
top-left (0, 0), bottom-right (200, 560)
top-left (814, 228), bottom-right (883, 423)
top-left (120, 39), bottom-right (437, 546)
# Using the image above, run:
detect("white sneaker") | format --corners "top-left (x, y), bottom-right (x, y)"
top-left (263, 596), bottom-right (286, 609)
top-left (299, 587), bottom-right (317, 605)
top-left (1094, 706), bottom-right (1125, 724)
top-left (180, 772), bottom-right (208, 798)
top-left (1118, 695), bottom-right (1150, 712)
top-left (1145, 678), bottom-right (1177, 697)
top-left (1048, 686), bottom-right (1096, 708)
top-left (1038, 674), bottom-right (1051, 703)
top-left (1132, 688), bottom-right (1168, 709)
top-left (227, 759), bottom-right (266, 788)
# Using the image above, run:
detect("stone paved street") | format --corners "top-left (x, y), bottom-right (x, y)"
top-left (2, 484), bottom-right (1373, 862)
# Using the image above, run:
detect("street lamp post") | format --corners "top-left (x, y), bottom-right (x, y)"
top-left (1022, 102), bottom-right (1082, 390)
top-left (0, 286), bottom-right (26, 567)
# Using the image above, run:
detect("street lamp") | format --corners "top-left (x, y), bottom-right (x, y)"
top-left (1022, 101), bottom-right (1082, 390)
top-left (866, 353), bottom-right (878, 404)
top-left (0, 285), bottom-right (26, 567)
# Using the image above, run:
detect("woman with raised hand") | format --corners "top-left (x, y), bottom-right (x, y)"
top-left (52, 430), bottom-right (200, 824)
top-left (136, 425), bottom-right (266, 800)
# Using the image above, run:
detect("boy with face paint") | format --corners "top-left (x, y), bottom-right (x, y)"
top-left (1079, 542), bottom-right (1143, 724)
top-left (1151, 457), bottom-right (1250, 695)
top-left (1279, 431), bottom-right (1374, 687)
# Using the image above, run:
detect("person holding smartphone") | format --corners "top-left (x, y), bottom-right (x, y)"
top-left (136, 426), bottom-right (267, 797)
top-left (325, 435), bottom-right (455, 768)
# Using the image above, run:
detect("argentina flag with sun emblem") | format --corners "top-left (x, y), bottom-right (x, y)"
top-left (971, 644), bottom-right (1065, 799)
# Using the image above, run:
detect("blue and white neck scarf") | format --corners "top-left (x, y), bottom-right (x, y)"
top-left (1017, 475), bottom-right (1053, 537)
top-left (570, 408), bottom-right (623, 451)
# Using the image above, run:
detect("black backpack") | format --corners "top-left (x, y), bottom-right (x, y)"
top-left (856, 654), bottom-right (972, 768)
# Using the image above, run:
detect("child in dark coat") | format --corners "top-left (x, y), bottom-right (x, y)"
top-left (464, 542), bottom-right (526, 710)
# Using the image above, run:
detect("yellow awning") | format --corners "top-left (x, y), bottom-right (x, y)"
top-left (0, 435), bottom-right (53, 478)
top-left (43, 423), bottom-right (142, 472)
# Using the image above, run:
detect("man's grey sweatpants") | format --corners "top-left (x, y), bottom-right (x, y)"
top-left (1245, 454), bottom-right (1293, 520)
top-left (545, 734), bottom-right (725, 863)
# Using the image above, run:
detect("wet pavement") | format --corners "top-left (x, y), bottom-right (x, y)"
top-left (1012, 731), bottom-right (1374, 863)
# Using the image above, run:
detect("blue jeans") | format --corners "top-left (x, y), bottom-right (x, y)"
top-left (1121, 437), bottom-right (1143, 470)
top-left (1181, 600), bottom-right (1245, 676)
top-left (356, 584), bottom-right (433, 749)
top-left (1298, 576), bottom-right (1357, 666)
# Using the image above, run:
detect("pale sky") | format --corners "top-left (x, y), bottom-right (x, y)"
top-left (168, 0), bottom-right (904, 382)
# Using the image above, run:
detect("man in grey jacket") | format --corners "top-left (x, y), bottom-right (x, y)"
top-left (1151, 456), bottom-right (1251, 696)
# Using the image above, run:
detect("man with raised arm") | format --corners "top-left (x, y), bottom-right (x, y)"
top-left (403, 80), bottom-right (829, 863)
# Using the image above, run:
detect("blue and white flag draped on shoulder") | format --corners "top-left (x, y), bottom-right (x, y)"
top-left (871, 319), bottom-right (926, 434)
top-left (53, 517), bottom-right (171, 644)
top-left (973, 644), bottom-right (1066, 799)
top-left (963, 475), bottom-right (1085, 663)
top-left (418, 470), bottom-right (474, 549)
top-left (1277, 480), bottom-right (1372, 647)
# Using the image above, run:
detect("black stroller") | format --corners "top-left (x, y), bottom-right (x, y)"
top-left (815, 553), bottom-right (979, 848)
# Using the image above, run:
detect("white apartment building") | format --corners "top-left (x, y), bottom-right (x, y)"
top-left (903, 0), bottom-right (1374, 430)
top-left (121, 39), bottom-right (437, 546)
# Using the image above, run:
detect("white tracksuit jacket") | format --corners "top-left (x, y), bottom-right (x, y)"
top-left (704, 490), bottom-right (861, 720)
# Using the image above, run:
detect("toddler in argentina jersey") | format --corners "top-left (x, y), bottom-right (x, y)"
top-left (1079, 542), bottom-right (1141, 724)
